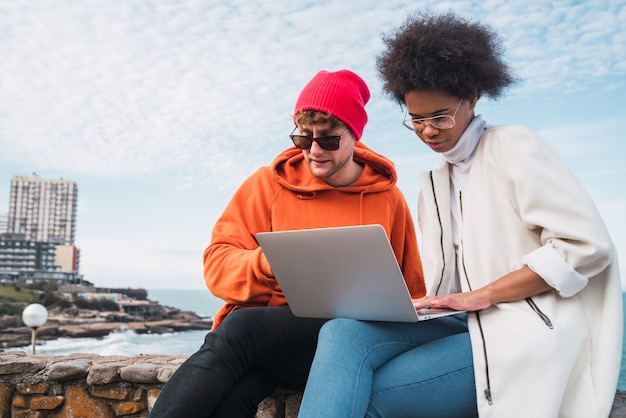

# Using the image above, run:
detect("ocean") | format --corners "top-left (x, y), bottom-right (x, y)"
top-left (5, 289), bottom-right (626, 390)
top-left (4, 289), bottom-right (222, 357)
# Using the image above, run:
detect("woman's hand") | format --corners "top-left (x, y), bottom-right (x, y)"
top-left (413, 289), bottom-right (493, 312)
top-left (412, 266), bottom-right (553, 312)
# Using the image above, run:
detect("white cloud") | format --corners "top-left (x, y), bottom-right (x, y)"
top-left (1, 0), bottom-right (625, 288)
top-left (2, 0), bottom-right (624, 188)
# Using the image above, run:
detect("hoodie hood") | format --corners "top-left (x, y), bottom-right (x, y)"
top-left (270, 142), bottom-right (397, 196)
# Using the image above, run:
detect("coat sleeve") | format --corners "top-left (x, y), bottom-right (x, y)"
top-left (492, 125), bottom-right (613, 296)
top-left (203, 167), bottom-right (282, 306)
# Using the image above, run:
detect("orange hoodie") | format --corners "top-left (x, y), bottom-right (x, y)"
top-left (204, 142), bottom-right (425, 329)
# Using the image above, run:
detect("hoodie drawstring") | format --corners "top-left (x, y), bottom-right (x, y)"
top-left (359, 190), bottom-right (366, 224)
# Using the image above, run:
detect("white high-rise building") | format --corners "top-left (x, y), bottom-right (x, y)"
top-left (0, 212), bottom-right (7, 233)
top-left (7, 174), bottom-right (78, 245)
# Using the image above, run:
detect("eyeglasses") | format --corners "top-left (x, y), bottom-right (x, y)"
top-left (402, 99), bottom-right (463, 132)
top-left (289, 126), bottom-right (349, 151)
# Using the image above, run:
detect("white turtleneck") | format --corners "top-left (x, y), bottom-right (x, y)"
top-left (440, 116), bottom-right (487, 293)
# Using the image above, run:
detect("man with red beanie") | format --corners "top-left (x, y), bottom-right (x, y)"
top-left (149, 69), bottom-right (425, 417)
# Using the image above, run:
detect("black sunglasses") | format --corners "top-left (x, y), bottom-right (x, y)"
top-left (289, 127), bottom-right (349, 151)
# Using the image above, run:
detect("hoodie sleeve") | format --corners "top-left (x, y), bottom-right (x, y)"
top-left (203, 167), bottom-right (283, 307)
top-left (387, 187), bottom-right (426, 298)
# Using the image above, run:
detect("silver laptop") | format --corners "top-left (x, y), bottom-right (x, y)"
top-left (256, 224), bottom-right (464, 322)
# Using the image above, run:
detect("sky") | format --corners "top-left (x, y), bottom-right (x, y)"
top-left (1, 0), bottom-right (625, 291)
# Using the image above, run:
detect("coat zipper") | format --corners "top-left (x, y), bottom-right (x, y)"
top-left (525, 297), bottom-right (554, 329)
top-left (459, 191), bottom-right (493, 405)
top-left (429, 172), bottom-right (446, 295)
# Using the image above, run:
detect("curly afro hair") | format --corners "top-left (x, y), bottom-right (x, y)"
top-left (376, 12), bottom-right (516, 105)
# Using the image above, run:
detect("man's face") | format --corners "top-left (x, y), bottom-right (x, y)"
top-left (297, 122), bottom-right (357, 186)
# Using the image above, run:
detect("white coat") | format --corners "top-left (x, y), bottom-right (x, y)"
top-left (418, 124), bottom-right (622, 417)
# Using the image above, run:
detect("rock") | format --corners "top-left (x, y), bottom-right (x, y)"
top-left (0, 318), bottom-right (213, 349)
top-left (611, 390), bottom-right (626, 417)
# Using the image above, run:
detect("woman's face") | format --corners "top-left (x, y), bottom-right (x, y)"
top-left (404, 89), bottom-right (477, 153)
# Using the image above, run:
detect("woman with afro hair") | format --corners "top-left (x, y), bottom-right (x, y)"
top-left (298, 12), bottom-right (622, 418)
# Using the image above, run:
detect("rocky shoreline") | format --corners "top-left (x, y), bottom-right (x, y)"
top-left (0, 314), bottom-right (213, 349)
top-left (0, 286), bottom-right (214, 349)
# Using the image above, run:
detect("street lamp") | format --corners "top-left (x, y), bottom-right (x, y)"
top-left (22, 303), bottom-right (48, 355)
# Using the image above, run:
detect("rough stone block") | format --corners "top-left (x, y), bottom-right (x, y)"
top-left (256, 396), bottom-right (284, 418)
top-left (147, 388), bottom-right (160, 412)
top-left (47, 360), bottom-right (91, 382)
top-left (0, 359), bottom-right (46, 376)
top-left (90, 385), bottom-right (130, 400)
top-left (0, 383), bottom-right (13, 416)
top-left (16, 383), bottom-right (48, 395)
top-left (115, 401), bottom-right (144, 416)
top-left (285, 393), bottom-right (302, 418)
top-left (119, 363), bottom-right (159, 384)
top-left (30, 395), bottom-right (64, 410)
top-left (156, 365), bottom-right (178, 383)
top-left (86, 364), bottom-right (121, 385)
top-left (52, 386), bottom-right (114, 418)
top-left (11, 394), bottom-right (28, 409)
top-left (132, 388), bottom-right (143, 402)
top-left (611, 391), bottom-right (626, 418)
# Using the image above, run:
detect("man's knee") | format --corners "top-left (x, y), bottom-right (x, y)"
top-left (217, 307), bottom-right (285, 337)
top-left (209, 306), bottom-right (294, 352)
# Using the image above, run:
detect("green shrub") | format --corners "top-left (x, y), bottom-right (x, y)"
top-left (74, 297), bottom-right (120, 312)
top-left (42, 292), bottom-right (71, 309)
top-left (0, 302), bottom-right (25, 316)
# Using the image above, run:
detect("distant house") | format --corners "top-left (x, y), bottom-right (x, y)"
top-left (0, 232), bottom-right (79, 283)
top-left (74, 292), bottom-right (165, 319)
top-left (76, 292), bottom-right (124, 302)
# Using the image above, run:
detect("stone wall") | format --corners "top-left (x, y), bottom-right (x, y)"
top-left (0, 351), bottom-right (300, 418)
top-left (1, 350), bottom-right (624, 418)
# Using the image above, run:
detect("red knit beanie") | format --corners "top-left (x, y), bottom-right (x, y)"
top-left (294, 69), bottom-right (370, 140)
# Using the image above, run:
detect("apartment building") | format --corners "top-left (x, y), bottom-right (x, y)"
top-left (7, 174), bottom-right (78, 245)
top-left (0, 212), bottom-right (7, 233)
top-left (1, 175), bottom-right (81, 283)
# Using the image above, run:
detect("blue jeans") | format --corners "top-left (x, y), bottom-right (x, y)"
top-left (298, 314), bottom-right (477, 418)
top-left (149, 306), bottom-right (326, 418)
